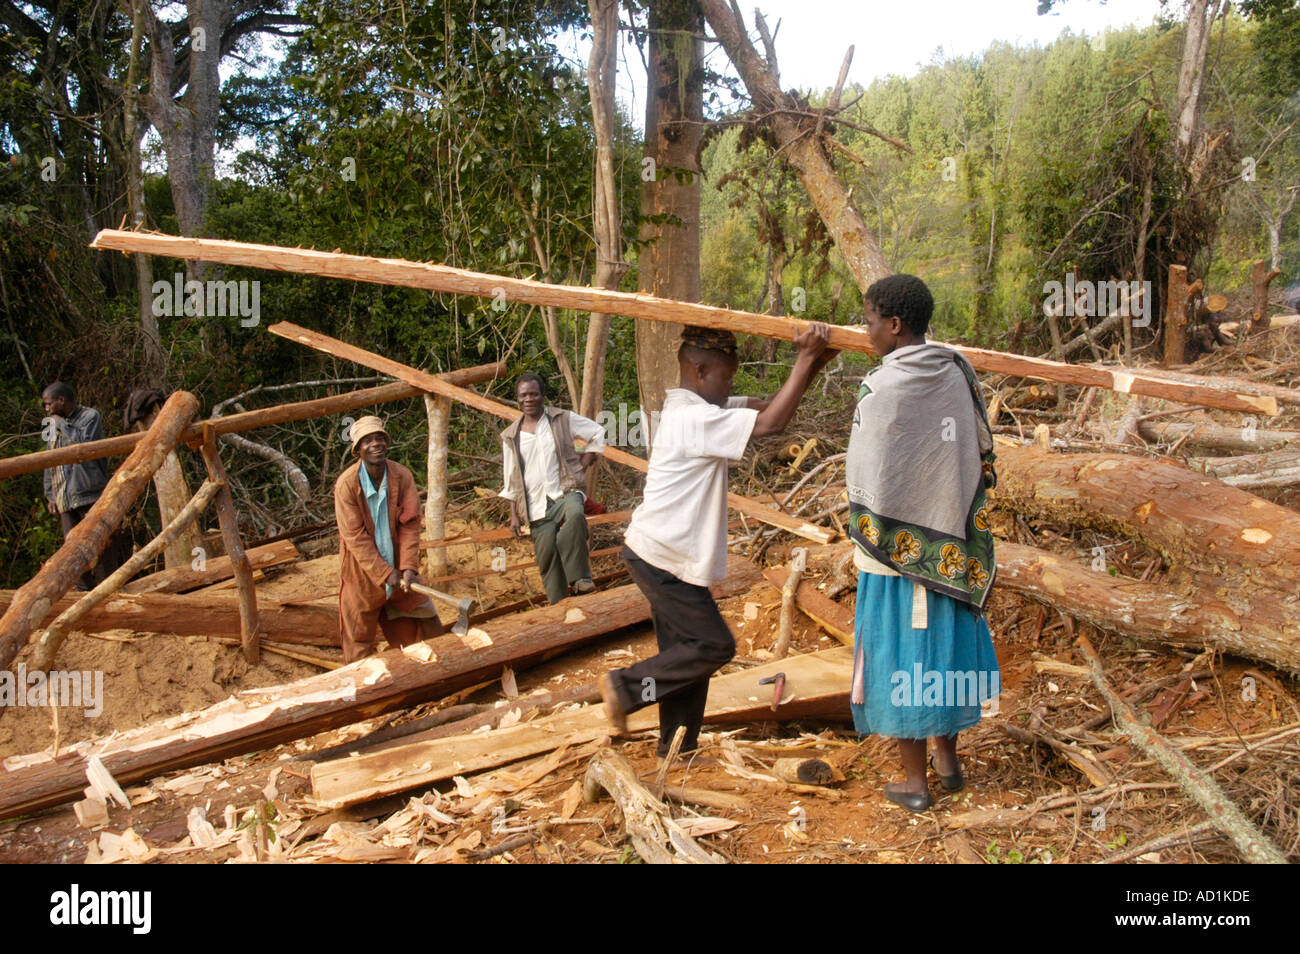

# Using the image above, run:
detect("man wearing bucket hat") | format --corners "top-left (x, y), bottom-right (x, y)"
top-left (334, 415), bottom-right (444, 661)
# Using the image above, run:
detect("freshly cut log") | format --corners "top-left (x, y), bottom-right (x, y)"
top-left (992, 444), bottom-right (1300, 586)
top-left (996, 543), bottom-right (1300, 675)
top-left (0, 557), bottom-right (762, 818)
top-left (267, 321), bottom-right (836, 544)
top-left (991, 445), bottom-right (1300, 672)
top-left (1137, 419), bottom-right (1298, 453)
top-left (1193, 447), bottom-right (1300, 489)
top-left (124, 539), bottom-right (300, 594)
top-left (0, 590), bottom-right (338, 645)
top-left (0, 392), bottom-right (200, 672)
top-left (421, 509), bottom-right (634, 548)
top-left (88, 230), bottom-right (1292, 415)
top-left (310, 646), bottom-right (853, 809)
top-left (0, 363), bottom-right (504, 482)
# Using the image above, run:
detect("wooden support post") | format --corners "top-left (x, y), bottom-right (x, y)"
top-left (423, 393), bottom-right (452, 577)
top-left (266, 321), bottom-right (837, 544)
top-left (0, 363), bottom-right (504, 482)
top-left (0, 391), bottom-right (200, 672)
top-left (1248, 259), bottom-right (1283, 337)
top-left (31, 478), bottom-right (225, 670)
top-left (199, 427), bottom-right (260, 663)
top-left (88, 231), bottom-right (1293, 415)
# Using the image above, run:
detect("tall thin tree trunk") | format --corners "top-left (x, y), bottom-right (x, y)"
top-left (123, 0), bottom-right (164, 375)
top-left (636, 0), bottom-right (704, 428)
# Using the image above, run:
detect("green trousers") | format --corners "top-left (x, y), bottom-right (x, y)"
top-left (530, 490), bottom-right (591, 604)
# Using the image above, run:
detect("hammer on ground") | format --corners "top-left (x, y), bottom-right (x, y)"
top-left (406, 582), bottom-right (475, 636)
top-left (758, 672), bottom-right (786, 712)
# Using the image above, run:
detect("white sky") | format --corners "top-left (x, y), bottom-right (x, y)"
top-left (559, 0), bottom-right (1170, 128)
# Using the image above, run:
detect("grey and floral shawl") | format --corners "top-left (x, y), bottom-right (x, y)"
top-left (846, 342), bottom-right (997, 611)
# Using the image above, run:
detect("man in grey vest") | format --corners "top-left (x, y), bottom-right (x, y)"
top-left (499, 373), bottom-right (606, 603)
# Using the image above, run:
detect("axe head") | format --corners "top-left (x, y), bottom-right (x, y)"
top-left (451, 598), bottom-right (474, 636)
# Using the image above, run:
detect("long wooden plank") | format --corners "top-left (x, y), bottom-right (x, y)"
top-left (311, 646), bottom-right (854, 809)
top-left (90, 230), bottom-right (1289, 415)
top-left (0, 363), bottom-right (505, 482)
top-left (0, 589), bottom-right (339, 645)
top-left (267, 321), bottom-right (836, 544)
top-left (421, 509), bottom-right (634, 548)
top-left (0, 557), bottom-right (762, 818)
top-left (124, 539), bottom-right (300, 594)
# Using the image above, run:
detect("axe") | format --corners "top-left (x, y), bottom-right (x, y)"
top-left (406, 582), bottom-right (475, 636)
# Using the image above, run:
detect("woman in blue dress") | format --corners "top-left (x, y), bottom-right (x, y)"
top-left (846, 275), bottom-right (1000, 812)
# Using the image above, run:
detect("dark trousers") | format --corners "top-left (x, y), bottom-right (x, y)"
top-left (530, 491), bottom-right (591, 604)
top-left (609, 546), bottom-right (735, 756)
top-left (59, 503), bottom-right (122, 591)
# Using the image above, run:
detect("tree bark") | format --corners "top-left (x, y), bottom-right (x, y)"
top-left (0, 589), bottom-right (337, 645)
top-left (31, 479), bottom-right (225, 670)
top-left (636, 0), bottom-right (704, 424)
top-left (200, 431), bottom-right (260, 663)
top-left (1248, 259), bottom-right (1283, 336)
top-left (1163, 264), bottom-right (1201, 367)
top-left (124, 538), bottom-right (300, 594)
top-left (0, 391), bottom-right (200, 672)
top-left (423, 393), bottom-right (451, 577)
top-left (0, 560), bottom-right (761, 818)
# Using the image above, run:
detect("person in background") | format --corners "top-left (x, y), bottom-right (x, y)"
top-left (41, 381), bottom-right (120, 590)
top-left (499, 373), bottom-right (607, 604)
top-left (334, 415), bottom-right (444, 662)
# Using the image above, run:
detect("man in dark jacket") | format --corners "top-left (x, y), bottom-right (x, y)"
top-left (41, 381), bottom-right (120, 589)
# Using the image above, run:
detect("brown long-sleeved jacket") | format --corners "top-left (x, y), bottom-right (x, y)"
top-left (334, 459), bottom-right (427, 654)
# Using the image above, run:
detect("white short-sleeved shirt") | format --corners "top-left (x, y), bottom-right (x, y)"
top-left (500, 411), bottom-right (607, 522)
top-left (623, 390), bottom-right (757, 586)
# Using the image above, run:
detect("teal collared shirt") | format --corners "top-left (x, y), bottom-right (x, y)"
top-left (359, 463), bottom-right (396, 598)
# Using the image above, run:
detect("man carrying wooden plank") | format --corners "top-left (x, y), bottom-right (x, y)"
top-left (599, 324), bottom-right (835, 759)
top-left (334, 416), bottom-right (444, 661)
top-left (499, 373), bottom-right (607, 603)
top-left (41, 382), bottom-right (122, 590)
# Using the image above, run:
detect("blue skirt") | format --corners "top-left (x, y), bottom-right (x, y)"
top-left (850, 572), bottom-right (1000, 740)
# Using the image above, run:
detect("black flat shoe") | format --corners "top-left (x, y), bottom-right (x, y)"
top-left (883, 782), bottom-right (932, 813)
top-left (929, 755), bottom-right (964, 793)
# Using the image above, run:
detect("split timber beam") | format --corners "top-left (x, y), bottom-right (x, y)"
top-left (89, 230), bottom-right (1290, 416)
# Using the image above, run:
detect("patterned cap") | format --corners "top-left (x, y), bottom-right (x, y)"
top-left (680, 325), bottom-right (738, 356)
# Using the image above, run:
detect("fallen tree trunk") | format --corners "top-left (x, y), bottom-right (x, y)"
top-left (996, 543), bottom-right (1300, 675)
top-left (0, 363), bottom-right (504, 482)
top-left (309, 645), bottom-right (854, 810)
top-left (991, 444), bottom-right (1300, 669)
top-left (0, 391), bottom-right (201, 672)
top-left (268, 321), bottom-right (835, 544)
top-left (1193, 446), bottom-right (1300, 489)
top-left (0, 557), bottom-right (762, 818)
top-left (88, 231), bottom-right (1294, 416)
top-left (1137, 419), bottom-right (1299, 453)
top-left (123, 539), bottom-right (300, 594)
top-left (0, 590), bottom-right (338, 645)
